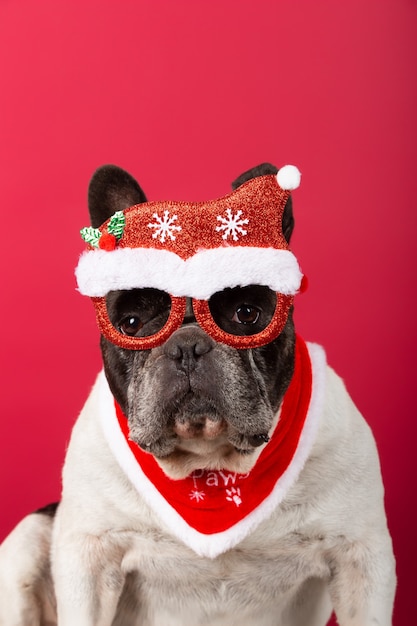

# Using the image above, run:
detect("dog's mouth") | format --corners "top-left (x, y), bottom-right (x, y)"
top-left (125, 397), bottom-right (275, 480)
top-left (168, 391), bottom-right (228, 442)
top-left (170, 410), bottom-right (270, 451)
top-left (128, 396), bottom-right (271, 468)
top-left (172, 415), bottom-right (227, 440)
top-left (126, 364), bottom-right (275, 479)
top-left (141, 408), bottom-right (273, 480)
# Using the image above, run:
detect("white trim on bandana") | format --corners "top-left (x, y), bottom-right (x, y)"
top-left (75, 246), bottom-right (303, 299)
top-left (97, 342), bottom-right (326, 558)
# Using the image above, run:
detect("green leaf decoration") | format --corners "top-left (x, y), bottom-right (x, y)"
top-left (80, 226), bottom-right (101, 247)
top-left (107, 211), bottom-right (126, 240)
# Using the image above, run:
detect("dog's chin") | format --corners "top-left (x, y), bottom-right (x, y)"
top-left (153, 434), bottom-right (265, 480)
top-left (147, 410), bottom-right (280, 480)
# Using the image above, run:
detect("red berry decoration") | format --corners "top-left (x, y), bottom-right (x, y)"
top-left (80, 211), bottom-right (126, 250)
top-left (99, 232), bottom-right (117, 251)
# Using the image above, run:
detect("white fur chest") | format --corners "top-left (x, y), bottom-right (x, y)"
top-left (53, 352), bottom-right (394, 626)
top-left (107, 515), bottom-right (333, 626)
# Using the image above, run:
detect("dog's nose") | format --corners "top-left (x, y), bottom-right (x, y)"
top-left (164, 327), bottom-right (214, 371)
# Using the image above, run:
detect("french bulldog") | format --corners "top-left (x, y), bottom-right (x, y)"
top-left (0, 163), bottom-right (396, 626)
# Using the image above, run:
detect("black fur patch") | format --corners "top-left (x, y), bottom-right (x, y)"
top-left (34, 502), bottom-right (59, 517)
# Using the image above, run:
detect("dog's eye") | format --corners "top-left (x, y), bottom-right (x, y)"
top-left (118, 316), bottom-right (143, 336)
top-left (232, 305), bottom-right (260, 325)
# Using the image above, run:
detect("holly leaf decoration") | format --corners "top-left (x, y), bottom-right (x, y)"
top-left (107, 211), bottom-right (126, 240)
top-left (80, 226), bottom-right (101, 247)
top-left (80, 211), bottom-right (125, 248)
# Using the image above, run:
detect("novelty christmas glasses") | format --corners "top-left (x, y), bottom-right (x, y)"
top-left (76, 166), bottom-right (304, 350)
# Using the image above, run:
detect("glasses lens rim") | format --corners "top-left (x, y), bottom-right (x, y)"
top-left (193, 293), bottom-right (293, 349)
top-left (92, 295), bottom-right (186, 350)
top-left (91, 291), bottom-right (292, 350)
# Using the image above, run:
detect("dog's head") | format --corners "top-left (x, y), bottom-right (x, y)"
top-left (79, 163), bottom-right (301, 479)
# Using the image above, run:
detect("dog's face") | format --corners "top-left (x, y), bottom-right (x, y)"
top-left (88, 164), bottom-right (296, 479)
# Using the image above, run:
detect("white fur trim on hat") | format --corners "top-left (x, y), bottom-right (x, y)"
top-left (75, 246), bottom-right (303, 299)
top-left (276, 165), bottom-right (301, 191)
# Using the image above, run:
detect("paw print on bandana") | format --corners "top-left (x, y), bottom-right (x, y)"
top-left (225, 486), bottom-right (242, 507)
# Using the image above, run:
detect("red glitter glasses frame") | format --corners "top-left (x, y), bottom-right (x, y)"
top-left (91, 293), bottom-right (294, 351)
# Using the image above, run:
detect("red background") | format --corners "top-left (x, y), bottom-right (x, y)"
top-left (0, 1), bottom-right (415, 624)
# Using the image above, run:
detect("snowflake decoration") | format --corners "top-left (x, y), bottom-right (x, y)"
top-left (189, 489), bottom-right (206, 503)
top-left (226, 486), bottom-right (242, 507)
top-left (216, 208), bottom-right (249, 241)
top-left (148, 210), bottom-right (182, 243)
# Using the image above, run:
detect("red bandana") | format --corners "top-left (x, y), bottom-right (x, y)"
top-left (114, 336), bottom-right (312, 536)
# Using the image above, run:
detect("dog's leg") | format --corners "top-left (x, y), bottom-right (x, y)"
top-left (0, 509), bottom-right (56, 626)
top-left (52, 532), bottom-right (125, 626)
top-left (327, 533), bottom-right (396, 626)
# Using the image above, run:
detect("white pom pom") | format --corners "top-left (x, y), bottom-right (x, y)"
top-left (276, 165), bottom-right (301, 191)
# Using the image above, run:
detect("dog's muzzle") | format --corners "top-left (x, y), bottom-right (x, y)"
top-left (126, 322), bottom-right (273, 458)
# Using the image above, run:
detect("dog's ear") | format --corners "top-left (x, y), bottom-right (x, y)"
top-left (231, 162), bottom-right (294, 244)
top-left (88, 165), bottom-right (148, 228)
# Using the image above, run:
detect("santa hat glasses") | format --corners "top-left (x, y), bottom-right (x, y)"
top-left (75, 165), bottom-right (305, 350)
